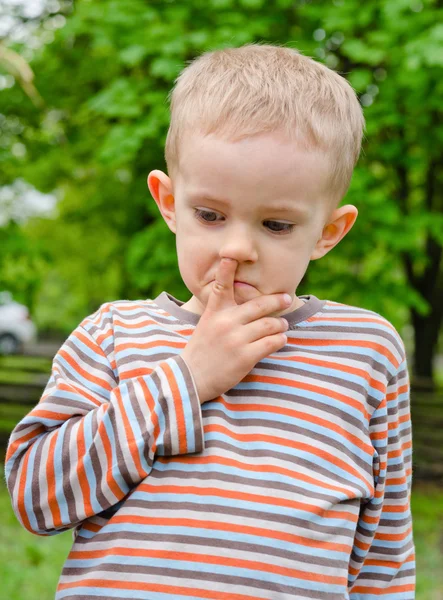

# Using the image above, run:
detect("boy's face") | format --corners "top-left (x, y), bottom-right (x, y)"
top-left (148, 131), bottom-right (357, 317)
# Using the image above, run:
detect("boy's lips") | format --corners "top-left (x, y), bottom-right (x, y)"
top-left (210, 279), bottom-right (254, 287)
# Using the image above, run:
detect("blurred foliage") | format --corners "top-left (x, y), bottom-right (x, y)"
top-left (0, 0), bottom-right (442, 347)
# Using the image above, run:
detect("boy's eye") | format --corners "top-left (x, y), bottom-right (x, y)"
top-left (193, 209), bottom-right (295, 235)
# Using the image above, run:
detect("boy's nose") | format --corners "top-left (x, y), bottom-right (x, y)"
top-left (218, 239), bottom-right (259, 265)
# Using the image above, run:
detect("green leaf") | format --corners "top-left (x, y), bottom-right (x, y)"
top-left (342, 39), bottom-right (385, 64)
top-left (119, 45), bottom-right (148, 66)
top-left (87, 79), bottom-right (143, 118)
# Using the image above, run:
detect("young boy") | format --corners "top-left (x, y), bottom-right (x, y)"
top-left (6, 44), bottom-right (414, 599)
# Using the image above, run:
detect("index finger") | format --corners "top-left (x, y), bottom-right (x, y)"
top-left (206, 258), bottom-right (238, 312)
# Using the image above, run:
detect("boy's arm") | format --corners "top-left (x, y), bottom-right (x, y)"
top-left (348, 345), bottom-right (415, 597)
top-left (5, 314), bottom-right (204, 536)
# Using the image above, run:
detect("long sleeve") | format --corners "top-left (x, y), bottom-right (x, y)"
top-left (5, 320), bottom-right (204, 536)
top-left (348, 347), bottom-right (415, 597)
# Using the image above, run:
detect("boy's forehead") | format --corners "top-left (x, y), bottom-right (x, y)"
top-left (176, 132), bottom-right (332, 211)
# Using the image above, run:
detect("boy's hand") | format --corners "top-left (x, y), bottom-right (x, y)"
top-left (181, 257), bottom-right (291, 405)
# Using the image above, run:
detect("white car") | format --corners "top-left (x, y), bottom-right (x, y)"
top-left (0, 291), bottom-right (37, 354)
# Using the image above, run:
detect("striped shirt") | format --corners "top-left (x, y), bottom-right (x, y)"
top-left (5, 291), bottom-right (415, 599)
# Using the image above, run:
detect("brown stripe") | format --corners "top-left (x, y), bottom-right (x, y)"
top-left (60, 562), bottom-right (346, 599)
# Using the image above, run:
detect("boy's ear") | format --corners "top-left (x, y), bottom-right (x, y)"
top-left (147, 170), bottom-right (177, 234)
top-left (310, 205), bottom-right (358, 260)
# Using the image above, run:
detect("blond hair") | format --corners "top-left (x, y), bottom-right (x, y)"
top-left (165, 43), bottom-right (365, 205)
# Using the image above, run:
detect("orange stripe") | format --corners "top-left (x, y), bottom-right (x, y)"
top-left (5, 424), bottom-right (45, 463)
top-left (363, 555), bottom-right (415, 568)
top-left (374, 502), bottom-right (410, 514)
top-left (46, 432), bottom-right (62, 528)
top-left (244, 373), bottom-right (371, 421)
top-left (348, 554), bottom-right (414, 576)
top-left (206, 423), bottom-right (368, 485)
top-left (314, 315), bottom-right (395, 329)
top-left (388, 440), bottom-right (412, 457)
top-left (76, 329), bottom-right (117, 372)
top-left (83, 521), bottom-right (102, 532)
top-left (75, 328), bottom-right (106, 353)
top-left (55, 377), bottom-right (103, 407)
top-left (58, 578), bottom-right (269, 600)
top-left (119, 344), bottom-right (185, 380)
top-left (138, 483), bottom-right (357, 522)
top-left (113, 317), bottom-right (167, 330)
top-left (216, 397), bottom-right (373, 455)
top-left (385, 476), bottom-right (408, 486)
top-left (110, 515), bottom-right (352, 553)
top-left (287, 337), bottom-right (399, 368)
top-left (399, 412), bottom-right (411, 424)
top-left (89, 303), bottom-right (111, 325)
top-left (95, 328), bottom-right (113, 346)
top-left (157, 454), bottom-right (358, 498)
top-left (388, 416), bottom-right (411, 430)
top-left (115, 303), bottom-right (156, 312)
top-left (17, 449), bottom-right (33, 532)
top-left (114, 386), bottom-right (146, 478)
top-left (70, 547), bottom-right (347, 585)
top-left (58, 347), bottom-right (112, 392)
top-left (353, 537), bottom-right (372, 552)
top-left (375, 525), bottom-right (412, 542)
top-left (96, 410), bottom-right (126, 500)
top-left (361, 514), bottom-right (380, 525)
top-left (273, 354), bottom-right (386, 394)
top-left (118, 339), bottom-right (184, 352)
top-left (29, 409), bottom-right (78, 421)
top-left (139, 377), bottom-right (161, 453)
top-left (76, 418), bottom-right (92, 517)
top-left (162, 360), bottom-right (188, 454)
top-left (387, 383), bottom-right (408, 400)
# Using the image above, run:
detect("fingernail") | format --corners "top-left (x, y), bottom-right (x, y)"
top-left (283, 294), bottom-right (292, 304)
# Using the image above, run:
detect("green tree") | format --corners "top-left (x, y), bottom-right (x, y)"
top-left (0, 0), bottom-right (442, 387)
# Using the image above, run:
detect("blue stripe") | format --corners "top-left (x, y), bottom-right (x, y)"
top-left (89, 523), bottom-right (349, 561)
top-left (130, 490), bottom-right (357, 530)
top-left (57, 354), bottom-right (110, 400)
top-left (153, 455), bottom-right (363, 503)
top-left (234, 380), bottom-right (367, 425)
top-left (203, 432), bottom-right (367, 489)
top-left (167, 357), bottom-right (198, 453)
top-left (120, 383), bottom-right (152, 476)
top-left (100, 404), bottom-right (130, 497)
top-left (204, 404), bottom-right (372, 465)
top-left (24, 438), bottom-right (40, 531)
top-left (57, 588), bottom-right (222, 600)
top-left (82, 409), bottom-right (104, 514)
top-left (54, 421), bottom-right (69, 525)
top-left (64, 555), bottom-right (344, 593)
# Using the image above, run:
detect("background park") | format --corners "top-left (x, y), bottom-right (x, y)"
top-left (0, 0), bottom-right (442, 597)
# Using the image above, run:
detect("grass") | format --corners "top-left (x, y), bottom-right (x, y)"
top-left (412, 485), bottom-right (443, 598)
top-left (0, 471), bottom-right (71, 600)
top-left (0, 469), bottom-right (441, 599)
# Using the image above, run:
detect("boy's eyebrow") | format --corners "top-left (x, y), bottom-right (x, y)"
top-left (188, 193), bottom-right (309, 218)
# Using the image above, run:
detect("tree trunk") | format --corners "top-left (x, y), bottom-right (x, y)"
top-left (399, 153), bottom-right (443, 390)
top-left (411, 306), bottom-right (442, 390)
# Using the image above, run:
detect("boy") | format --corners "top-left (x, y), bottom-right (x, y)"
top-left (6, 44), bottom-right (415, 599)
